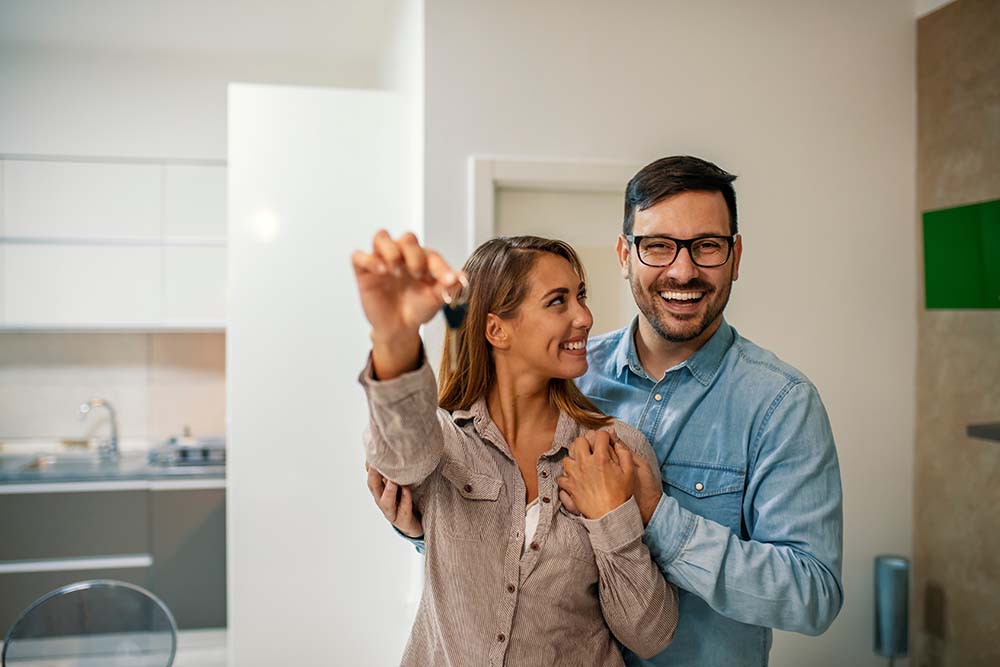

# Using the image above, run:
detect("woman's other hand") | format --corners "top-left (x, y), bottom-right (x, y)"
top-left (557, 430), bottom-right (637, 520)
top-left (366, 464), bottom-right (424, 538)
top-left (631, 449), bottom-right (662, 526)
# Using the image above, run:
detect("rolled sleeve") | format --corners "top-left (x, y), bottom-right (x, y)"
top-left (359, 352), bottom-right (443, 486)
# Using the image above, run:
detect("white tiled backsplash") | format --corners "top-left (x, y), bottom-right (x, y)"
top-left (0, 333), bottom-right (225, 445)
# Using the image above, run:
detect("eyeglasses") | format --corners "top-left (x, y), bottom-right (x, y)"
top-left (625, 234), bottom-right (735, 268)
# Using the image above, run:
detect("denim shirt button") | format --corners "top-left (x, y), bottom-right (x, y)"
top-left (695, 482), bottom-right (704, 491)
top-left (654, 393), bottom-right (663, 401)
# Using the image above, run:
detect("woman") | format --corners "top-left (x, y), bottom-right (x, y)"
top-left (354, 230), bottom-right (678, 665)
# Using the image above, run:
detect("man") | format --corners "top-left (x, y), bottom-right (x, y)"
top-left (368, 156), bottom-right (843, 666)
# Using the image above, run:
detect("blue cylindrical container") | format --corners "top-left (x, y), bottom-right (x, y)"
top-left (874, 555), bottom-right (910, 658)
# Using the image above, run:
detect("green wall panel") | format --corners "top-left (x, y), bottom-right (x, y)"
top-left (923, 199), bottom-right (1000, 309)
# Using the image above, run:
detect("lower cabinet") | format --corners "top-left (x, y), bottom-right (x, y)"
top-left (0, 486), bottom-right (226, 634)
top-left (149, 488), bottom-right (227, 629)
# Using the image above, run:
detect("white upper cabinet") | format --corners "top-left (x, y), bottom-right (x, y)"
top-left (163, 245), bottom-right (227, 323)
top-left (3, 244), bottom-right (162, 325)
top-left (0, 157), bottom-right (227, 329)
top-left (3, 160), bottom-right (162, 240)
top-left (164, 165), bottom-right (227, 240)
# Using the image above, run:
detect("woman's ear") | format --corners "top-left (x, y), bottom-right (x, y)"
top-left (485, 313), bottom-right (510, 350)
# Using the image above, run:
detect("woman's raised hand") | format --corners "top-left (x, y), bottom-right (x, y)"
top-left (353, 231), bottom-right (462, 379)
top-left (352, 230), bottom-right (462, 341)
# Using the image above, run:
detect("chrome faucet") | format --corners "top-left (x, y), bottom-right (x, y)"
top-left (79, 398), bottom-right (119, 459)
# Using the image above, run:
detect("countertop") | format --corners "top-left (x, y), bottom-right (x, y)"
top-left (0, 450), bottom-right (225, 488)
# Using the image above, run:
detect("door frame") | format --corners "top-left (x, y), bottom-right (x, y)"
top-left (467, 157), bottom-right (644, 253)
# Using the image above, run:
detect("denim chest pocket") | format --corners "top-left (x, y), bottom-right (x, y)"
top-left (435, 461), bottom-right (504, 542)
top-left (662, 462), bottom-right (745, 534)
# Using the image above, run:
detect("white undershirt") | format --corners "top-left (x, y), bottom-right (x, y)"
top-left (523, 498), bottom-right (541, 555)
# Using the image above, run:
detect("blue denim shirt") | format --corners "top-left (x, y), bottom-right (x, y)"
top-left (397, 318), bottom-right (843, 666)
top-left (576, 318), bottom-right (843, 667)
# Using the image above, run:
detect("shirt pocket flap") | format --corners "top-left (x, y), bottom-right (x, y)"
top-left (663, 462), bottom-right (744, 498)
top-left (442, 461), bottom-right (502, 501)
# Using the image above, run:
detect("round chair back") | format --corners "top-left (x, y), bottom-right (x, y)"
top-left (2, 579), bottom-right (177, 666)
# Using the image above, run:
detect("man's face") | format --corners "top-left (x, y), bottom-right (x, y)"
top-left (616, 190), bottom-right (742, 343)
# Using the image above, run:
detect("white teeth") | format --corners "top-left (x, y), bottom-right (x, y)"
top-left (560, 340), bottom-right (586, 350)
top-left (660, 291), bottom-right (704, 301)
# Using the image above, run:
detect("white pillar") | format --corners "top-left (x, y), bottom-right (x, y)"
top-left (227, 84), bottom-right (420, 666)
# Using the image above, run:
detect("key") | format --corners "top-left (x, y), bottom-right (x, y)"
top-left (441, 275), bottom-right (470, 369)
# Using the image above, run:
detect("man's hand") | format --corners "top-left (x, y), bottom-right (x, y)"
top-left (366, 464), bottom-right (424, 538)
top-left (632, 451), bottom-right (662, 526)
top-left (557, 430), bottom-right (636, 520)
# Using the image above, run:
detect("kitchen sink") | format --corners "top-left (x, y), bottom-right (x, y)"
top-left (16, 451), bottom-right (148, 475)
top-left (0, 448), bottom-right (224, 483)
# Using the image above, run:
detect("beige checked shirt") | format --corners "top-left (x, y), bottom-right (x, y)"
top-left (361, 356), bottom-right (679, 666)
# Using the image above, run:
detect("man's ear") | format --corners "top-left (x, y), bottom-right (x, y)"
top-left (485, 313), bottom-right (510, 350)
top-left (616, 235), bottom-right (631, 280)
top-left (731, 234), bottom-right (742, 282)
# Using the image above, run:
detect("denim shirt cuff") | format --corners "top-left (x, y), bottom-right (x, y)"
top-left (644, 493), bottom-right (697, 567)
top-left (393, 526), bottom-right (426, 555)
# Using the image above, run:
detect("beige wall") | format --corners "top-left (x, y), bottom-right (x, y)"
top-left (0, 333), bottom-right (225, 445)
top-left (915, 1), bottom-right (1000, 665)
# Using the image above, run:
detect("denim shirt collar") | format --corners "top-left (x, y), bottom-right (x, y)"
top-left (613, 316), bottom-right (735, 386)
top-left (612, 317), bottom-right (646, 379)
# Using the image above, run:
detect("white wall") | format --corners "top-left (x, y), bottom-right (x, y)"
top-left (0, 46), bottom-right (378, 160)
top-left (380, 0), bottom-right (425, 239)
top-left (915, 0), bottom-right (957, 18)
top-left (423, 2), bottom-right (916, 666)
top-left (0, 0), bottom-right (393, 158)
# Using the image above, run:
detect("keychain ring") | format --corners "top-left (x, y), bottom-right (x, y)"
top-left (442, 274), bottom-right (470, 306)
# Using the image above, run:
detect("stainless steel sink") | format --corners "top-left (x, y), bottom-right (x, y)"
top-left (0, 448), bottom-right (224, 483)
top-left (17, 452), bottom-right (148, 475)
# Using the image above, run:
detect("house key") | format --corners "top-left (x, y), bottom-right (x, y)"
top-left (441, 275), bottom-right (470, 369)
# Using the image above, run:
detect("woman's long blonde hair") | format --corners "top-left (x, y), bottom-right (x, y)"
top-left (438, 236), bottom-right (612, 430)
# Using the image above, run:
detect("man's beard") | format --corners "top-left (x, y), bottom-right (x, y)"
top-left (628, 262), bottom-right (734, 343)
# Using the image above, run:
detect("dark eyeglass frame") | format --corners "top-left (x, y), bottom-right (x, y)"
top-left (625, 234), bottom-right (736, 268)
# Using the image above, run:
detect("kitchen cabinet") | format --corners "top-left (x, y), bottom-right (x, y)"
top-left (0, 489), bottom-right (149, 562)
top-left (0, 485), bottom-right (226, 632)
top-left (0, 156), bottom-right (227, 329)
top-left (163, 164), bottom-right (227, 239)
top-left (2, 160), bottom-right (162, 240)
top-left (149, 487), bottom-right (227, 629)
top-left (3, 244), bottom-right (162, 325)
top-left (163, 245), bottom-right (227, 324)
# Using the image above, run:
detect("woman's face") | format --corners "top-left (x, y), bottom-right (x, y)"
top-left (503, 253), bottom-right (593, 380)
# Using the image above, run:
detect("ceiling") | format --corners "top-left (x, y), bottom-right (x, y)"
top-left (0, 0), bottom-right (396, 63)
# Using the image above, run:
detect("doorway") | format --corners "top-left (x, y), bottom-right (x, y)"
top-left (494, 187), bottom-right (634, 336)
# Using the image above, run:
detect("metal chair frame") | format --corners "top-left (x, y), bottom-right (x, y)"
top-left (1, 579), bottom-right (178, 667)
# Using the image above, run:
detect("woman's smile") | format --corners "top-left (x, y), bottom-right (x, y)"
top-left (559, 336), bottom-right (588, 355)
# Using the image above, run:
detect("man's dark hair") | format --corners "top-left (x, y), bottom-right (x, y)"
top-left (623, 156), bottom-right (738, 236)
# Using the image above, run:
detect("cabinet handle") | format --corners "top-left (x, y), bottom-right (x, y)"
top-left (0, 554), bottom-right (153, 574)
